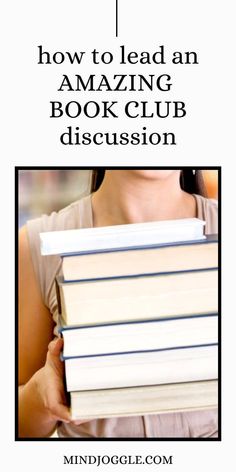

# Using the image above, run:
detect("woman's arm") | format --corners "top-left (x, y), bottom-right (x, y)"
top-left (18, 227), bottom-right (71, 437)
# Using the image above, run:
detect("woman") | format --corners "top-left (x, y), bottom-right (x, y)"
top-left (18, 169), bottom-right (218, 438)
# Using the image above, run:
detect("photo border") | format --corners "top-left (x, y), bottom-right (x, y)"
top-left (15, 166), bottom-right (221, 441)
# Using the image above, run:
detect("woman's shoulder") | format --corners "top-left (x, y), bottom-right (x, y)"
top-left (25, 195), bottom-right (93, 308)
top-left (27, 194), bottom-right (92, 235)
top-left (194, 194), bottom-right (218, 235)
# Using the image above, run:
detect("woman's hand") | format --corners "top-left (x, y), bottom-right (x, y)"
top-left (34, 337), bottom-right (71, 424)
top-left (19, 337), bottom-right (90, 437)
top-left (18, 227), bottom-right (89, 437)
top-left (36, 337), bottom-right (90, 426)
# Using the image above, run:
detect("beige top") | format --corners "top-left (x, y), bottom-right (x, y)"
top-left (27, 193), bottom-right (218, 438)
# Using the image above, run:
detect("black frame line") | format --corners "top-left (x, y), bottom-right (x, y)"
top-left (15, 166), bottom-right (221, 441)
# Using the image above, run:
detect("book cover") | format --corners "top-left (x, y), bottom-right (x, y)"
top-left (70, 380), bottom-right (218, 420)
top-left (65, 344), bottom-right (218, 391)
top-left (61, 313), bottom-right (218, 358)
top-left (57, 268), bottom-right (218, 326)
top-left (61, 234), bottom-right (218, 281)
top-left (40, 217), bottom-right (206, 256)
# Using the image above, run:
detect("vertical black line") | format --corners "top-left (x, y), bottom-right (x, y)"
top-left (116, 0), bottom-right (118, 37)
top-left (15, 167), bottom-right (18, 440)
top-left (218, 166), bottom-right (222, 440)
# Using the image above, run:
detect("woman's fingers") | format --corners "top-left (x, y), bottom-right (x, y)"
top-left (37, 337), bottom-right (71, 422)
top-left (48, 337), bottom-right (63, 356)
top-left (46, 337), bottom-right (64, 375)
top-left (45, 385), bottom-right (71, 423)
top-left (45, 337), bottom-right (91, 425)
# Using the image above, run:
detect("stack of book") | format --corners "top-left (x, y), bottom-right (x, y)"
top-left (40, 218), bottom-right (218, 420)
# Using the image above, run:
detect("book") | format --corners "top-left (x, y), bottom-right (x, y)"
top-left (61, 235), bottom-right (217, 282)
top-left (61, 314), bottom-right (218, 359)
top-left (57, 268), bottom-right (218, 326)
top-left (40, 217), bottom-right (206, 256)
top-left (40, 218), bottom-right (218, 419)
top-left (70, 380), bottom-right (218, 420)
top-left (64, 343), bottom-right (218, 392)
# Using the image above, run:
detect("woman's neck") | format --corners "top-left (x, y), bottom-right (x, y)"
top-left (91, 171), bottom-right (197, 227)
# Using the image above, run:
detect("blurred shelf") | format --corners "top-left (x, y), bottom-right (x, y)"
top-left (203, 170), bottom-right (218, 199)
top-left (18, 170), bottom-right (92, 227)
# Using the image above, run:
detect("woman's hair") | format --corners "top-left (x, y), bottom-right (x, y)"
top-left (180, 170), bottom-right (207, 196)
top-left (91, 169), bottom-right (106, 193)
top-left (91, 169), bottom-right (208, 197)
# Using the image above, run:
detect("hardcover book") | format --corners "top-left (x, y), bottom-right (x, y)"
top-left (40, 217), bottom-right (206, 256)
top-left (40, 217), bottom-right (219, 420)
top-left (61, 235), bottom-right (217, 282)
top-left (64, 344), bottom-right (218, 392)
top-left (57, 268), bottom-right (218, 326)
top-left (70, 380), bottom-right (218, 420)
top-left (61, 313), bottom-right (218, 359)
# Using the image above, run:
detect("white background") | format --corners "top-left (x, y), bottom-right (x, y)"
top-left (1, 0), bottom-right (235, 470)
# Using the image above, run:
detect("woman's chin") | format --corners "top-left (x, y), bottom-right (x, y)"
top-left (124, 169), bottom-right (181, 181)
